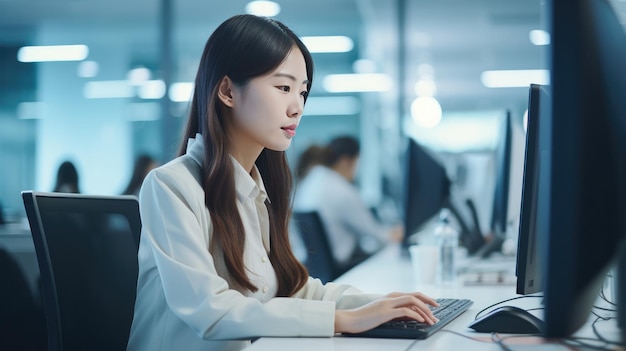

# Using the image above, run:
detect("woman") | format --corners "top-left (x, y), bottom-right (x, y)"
top-left (52, 160), bottom-right (80, 193)
top-left (127, 14), bottom-right (437, 351)
top-left (293, 136), bottom-right (404, 272)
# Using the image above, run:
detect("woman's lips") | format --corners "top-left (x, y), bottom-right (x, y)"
top-left (282, 125), bottom-right (297, 137)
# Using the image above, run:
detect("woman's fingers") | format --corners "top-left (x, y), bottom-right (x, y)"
top-left (335, 294), bottom-right (441, 334)
top-left (406, 295), bottom-right (437, 324)
top-left (385, 291), bottom-right (439, 307)
top-left (411, 292), bottom-right (439, 307)
top-left (386, 295), bottom-right (438, 325)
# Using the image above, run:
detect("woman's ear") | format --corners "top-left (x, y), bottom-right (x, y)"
top-left (217, 76), bottom-right (235, 107)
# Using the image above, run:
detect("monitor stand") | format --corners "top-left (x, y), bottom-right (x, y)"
top-left (474, 234), bottom-right (505, 259)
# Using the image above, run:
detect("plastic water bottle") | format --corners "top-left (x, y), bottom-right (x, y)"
top-left (435, 208), bottom-right (459, 285)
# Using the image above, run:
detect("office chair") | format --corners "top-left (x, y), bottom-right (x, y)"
top-left (0, 248), bottom-right (46, 350)
top-left (22, 191), bottom-right (141, 351)
top-left (292, 211), bottom-right (343, 283)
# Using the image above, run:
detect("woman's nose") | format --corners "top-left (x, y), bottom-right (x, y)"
top-left (288, 97), bottom-right (303, 118)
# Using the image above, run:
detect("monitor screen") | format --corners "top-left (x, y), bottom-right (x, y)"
top-left (402, 138), bottom-right (451, 248)
top-left (480, 111), bottom-right (525, 258)
top-left (515, 84), bottom-right (549, 296)
top-left (540, 0), bottom-right (626, 338)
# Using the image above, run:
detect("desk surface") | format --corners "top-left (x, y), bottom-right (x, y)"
top-left (244, 244), bottom-right (621, 351)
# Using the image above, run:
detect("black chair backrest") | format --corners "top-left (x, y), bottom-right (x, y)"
top-left (22, 191), bottom-right (141, 351)
top-left (292, 211), bottom-right (341, 283)
top-left (0, 247), bottom-right (47, 350)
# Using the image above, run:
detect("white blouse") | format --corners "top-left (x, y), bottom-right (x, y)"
top-left (126, 135), bottom-right (379, 351)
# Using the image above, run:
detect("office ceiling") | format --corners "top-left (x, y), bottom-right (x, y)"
top-left (1, 0), bottom-right (625, 115)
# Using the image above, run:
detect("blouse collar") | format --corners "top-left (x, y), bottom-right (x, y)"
top-left (186, 133), bottom-right (270, 204)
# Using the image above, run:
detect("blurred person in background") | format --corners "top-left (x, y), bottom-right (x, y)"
top-left (293, 136), bottom-right (404, 272)
top-left (294, 144), bottom-right (325, 180)
top-left (121, 154), bottom-right (158, 196)
top-left (52, 160), bottom-right (80, 193)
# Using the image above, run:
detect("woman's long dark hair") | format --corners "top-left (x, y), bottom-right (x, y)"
top-left (178, 14), bottom-right (312, 297)
top-left (53, 160), bottom-right (80, 193)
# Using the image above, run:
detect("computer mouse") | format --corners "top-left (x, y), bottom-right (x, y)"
top-left (467, 305), bottom-right (545, 334)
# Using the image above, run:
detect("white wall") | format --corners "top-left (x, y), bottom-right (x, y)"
top-left (35, 24), bottom-right (135, 195)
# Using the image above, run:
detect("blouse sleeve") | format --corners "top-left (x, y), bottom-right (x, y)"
top-left (293, 277), bottom-right (383, 310)
top-left (139, 166), bottom-right (355, 340)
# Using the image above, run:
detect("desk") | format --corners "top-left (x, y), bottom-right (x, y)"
top-left (244, 244), bottom-right (621, 351)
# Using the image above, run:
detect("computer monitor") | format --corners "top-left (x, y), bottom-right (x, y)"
top-left (490, 111), bottom-right (512, 238)
top-left (540, 0), bottom-right (626, 339)
top-left (480, 111), bottom-right (525, 258)
top-left (515, 84), bottom-right (549, 296)
top-left (401, 138), bottom-right (451, 248)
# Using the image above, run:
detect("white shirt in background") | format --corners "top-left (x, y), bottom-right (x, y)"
top-left (293, 165), bottom-right (391, 267)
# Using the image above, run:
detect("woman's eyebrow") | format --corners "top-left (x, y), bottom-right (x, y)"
top-left (274, 72), bottom-right (309, 85)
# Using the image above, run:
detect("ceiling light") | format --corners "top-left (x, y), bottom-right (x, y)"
top-left (411, 96), bottom-right (442, 128)
top-left (529, 30), bottom-right (551, 46)
top-left (128, 67), bottom-right (152, 86)
top-left (169, 82), bottom-right (194, 102)
top-left (138, 80), bottom-right (166, 99)
top-left (84, 80), bottom-right (133, 99)
top-left (245, 1), bottom-right (281, 17)
top-left (303, 96), bottom-right (360, 116)
top-left (300, 36), bottom-right (354, 53)
top-left (323, 73), bottom-right (392, 93)
top-left (481, 69), bottom-right (549, 88)
top-left (414, 80), bottom-right (437, 97)
top-left (17, 44), bottom-right (89, 62)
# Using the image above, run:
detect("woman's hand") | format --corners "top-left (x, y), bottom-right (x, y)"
top-left (388, 225), bottom-right (404, 243)
top-left (334, 292), bottom-right (440, 334)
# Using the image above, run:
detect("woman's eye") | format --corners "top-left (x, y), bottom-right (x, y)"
top-left (301, 91), bottom-right (309, 98)
top-left (278, 86), bottom-right (290, 92)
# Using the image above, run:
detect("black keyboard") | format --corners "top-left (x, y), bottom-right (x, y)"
top-left (342, 298), bottom-right (474, 339)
